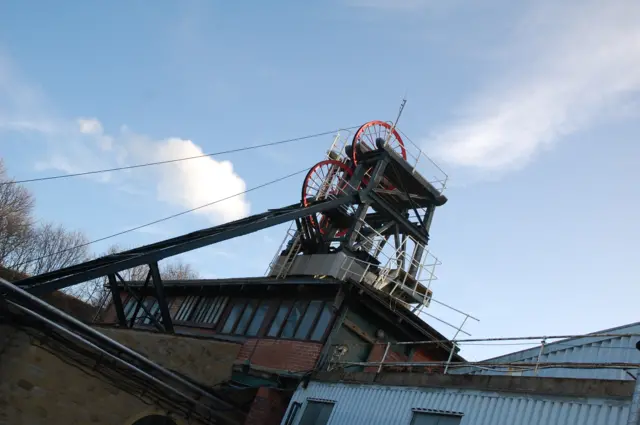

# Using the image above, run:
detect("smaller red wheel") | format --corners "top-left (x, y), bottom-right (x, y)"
top-left (351, 120), bottom-right (406, 165)
top-left (352, 121), bottom-right (406, 191)
top-left (302, 159), bottom-right (354, 235)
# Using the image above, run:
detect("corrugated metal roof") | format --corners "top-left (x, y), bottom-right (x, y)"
top-left (454, 322), bottom-right (640, 380)
top-left (284, 381), bottom-right (631, 425)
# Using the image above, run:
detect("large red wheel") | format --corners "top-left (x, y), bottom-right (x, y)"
top-left (351, 120), bottom-right (406, 165)
top-left (302, 159), bottom-right (353, 236)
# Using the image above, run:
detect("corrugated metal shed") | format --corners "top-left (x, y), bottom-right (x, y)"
top-left (284, 381), bottom-right (631, 425)
top-left (454, 322), bottom-right (640, 380)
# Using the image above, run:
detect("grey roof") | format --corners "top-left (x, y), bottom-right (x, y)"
top-left (455, 321), bottom-right (640, 380)
top-left (120, 275), bottom-right (342, 288)
top-left (287, 380), bottom-right (631, 425)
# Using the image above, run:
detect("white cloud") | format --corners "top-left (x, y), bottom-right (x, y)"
top-left (152, 138), bottom-right (250, 223)
top-left (429, 0), bottom-right (640, 171)
top-left (77, 118), bottom-right (103, 135)
top-left (38, 122), bottom-right (250, 224)
top-left (0, 54), bottom-right (251, 225)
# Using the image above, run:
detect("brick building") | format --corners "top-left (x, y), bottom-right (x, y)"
top-left (96, 275), bottom-right (462, 423)
top-left (4, 122), bottom-right (466, 424)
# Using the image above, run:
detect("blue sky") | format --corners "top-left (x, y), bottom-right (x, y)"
top-left (1, 0), bottom-right (639, 360)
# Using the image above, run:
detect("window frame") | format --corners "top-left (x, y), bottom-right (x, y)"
top-left (265, 299), bottom-right (334, 341)
top-left (410, 409), bottom-right (463, 425)
top-left (191, 295), bottom-right (228, 327)
top-left (130, 294), bottom-right (337, 341)
top-left (298, 399), bottom-right (335, 425)
top-left (122, 296), bottom-right (160, 326)
top-left (173, 295), bottom-right (200, 322)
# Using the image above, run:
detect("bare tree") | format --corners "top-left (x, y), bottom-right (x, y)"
top-left (1, 160), bottom-right (200, 311)
top-left (160, 260), bottom-right (199, 280)
top-left (0, 160), bottom-right (35, 265)
top-left (11, 223), bottom-right (90, 275)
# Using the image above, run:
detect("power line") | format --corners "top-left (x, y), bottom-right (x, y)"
top-left (1, 126), bottom-right (358, 185)
top-left (14, 166), bottom-right (312, 267)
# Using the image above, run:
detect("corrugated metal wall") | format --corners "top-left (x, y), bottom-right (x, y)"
top-left (284, 381), bottom-right (630, 425)
top-left (454, 322), bottom-right (640, 380)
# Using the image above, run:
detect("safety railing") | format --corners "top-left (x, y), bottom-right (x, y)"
top-left (265, 222), bottom-right (299, 278)
top-left (381, 123), bottom-right (449, 194)
top-left (335, 219), bottom-right (441, 309)
top-left (326, 127), bottom-right (448, 195)
top-left (324, 331), bottom-right (640, 377)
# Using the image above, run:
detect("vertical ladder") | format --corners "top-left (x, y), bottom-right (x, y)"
top-left (275, 233), bottom-right (302, 279)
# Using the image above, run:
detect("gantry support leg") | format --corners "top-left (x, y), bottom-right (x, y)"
top-left (107, 274), bottom-right (127, 327)
top-left (149, 262), bottom-right (174, 333)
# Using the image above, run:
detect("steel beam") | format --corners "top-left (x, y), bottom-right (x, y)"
top-left (365, 190), bottom-right (429, 245)
top-left (16, 196), bottom-right (357, 295)
top-left (120, 272), bottom-right (165, 332)
top-left (107, 274), bottom-right (127, 327)
top-left (345, 159), bottom-right (388, 247)
top-left (149, 262), bottom-right (174, 333)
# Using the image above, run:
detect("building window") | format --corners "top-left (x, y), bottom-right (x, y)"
top-left (295, 300), bottom-right (323, 339)
top-left (298, 400), bottom-right (334, 425)
top-left (267, 301), bottom-right (292, 337)
top-left (283, 402), bottom-right (302, 425)
top-left (281, 300), bottom-right (307, 338)
top-left (267, 300), bottom-right (334, 341)
top-left (410, 411), bottom-right (462, 425)
top-left (222, 299), bottom-right (247, 333)
top-left (169, 296), bottom-right (335, 340)
top-left (123, 297), bottom-right (159, 325)
top-left (246, 300), bottom-right (270, 336)
top-left (311, 304), bottom-right (333, 341)
top-left (174, 295), bottom-right (199, 321)
top-left (234, 300), bottom-right (258, 335)
top-left (192, 296), bottom-right (228, 325)
top-left (142, 299), bottom-right (160, 325)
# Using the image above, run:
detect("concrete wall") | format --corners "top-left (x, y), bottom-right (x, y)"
top-left (98, 326), bottom-right (240, 385)
top-left (0, 324), bottom-right (241, 425)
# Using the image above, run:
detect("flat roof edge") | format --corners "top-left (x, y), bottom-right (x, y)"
top-left (312, 371), bottom-right (635, 400)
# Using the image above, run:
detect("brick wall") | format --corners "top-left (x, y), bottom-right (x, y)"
top-left (410, 348), bottom-right (442, 373)
top-left (365, 343), bottom-right (408, 373)
top-left (243, 387), bottom-right (292, 425)
top-left (364, 344), bottom-right (442, 373)
top-left (236, 338), bottom-right (323, 373)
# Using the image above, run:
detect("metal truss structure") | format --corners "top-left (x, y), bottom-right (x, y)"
top-left (0, 117), bottom-right (477, 423)
top-left (6, 119), bottom-right (476, 337)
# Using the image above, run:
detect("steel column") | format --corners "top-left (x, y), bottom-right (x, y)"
top-left (149, 262), bottom-right (174, 333)
top-left (121, 272), bottom-right (165, 332)
top-left (107, 274), bottom-right (127, 327)
top-left (366, 190), bottom-right (428, 245)
top-left (345, 159), bottom-right (389, 247)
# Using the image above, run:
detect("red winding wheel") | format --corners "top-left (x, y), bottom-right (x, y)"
top-left (351, 120), bottom-right (407, 165)
top-left (352, 120), bottom-right (407, 190)
top-left (302, 159), bottom-right (353, 236)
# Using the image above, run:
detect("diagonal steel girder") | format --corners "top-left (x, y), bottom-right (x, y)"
top-left (14, 195), bottom-right (358, 295)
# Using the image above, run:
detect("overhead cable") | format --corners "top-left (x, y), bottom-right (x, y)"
top-left (1, 126), bottom-right (358, 185)
top-left (13, 165), bottom-right (312, 267)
